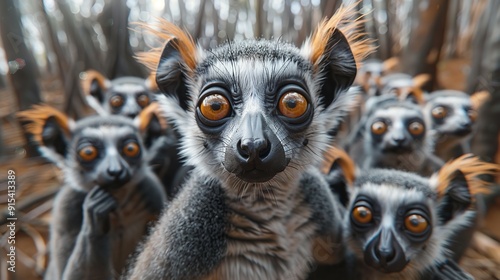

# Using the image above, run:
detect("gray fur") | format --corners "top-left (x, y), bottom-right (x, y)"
top-left (127, 32), bottom-right (357, 279)
top-left (348, 96), bottom-right (443, 176)
top-left (342, 169), bottom-right (474, 280)
top-left (44, 116), bottom-right (167, 280)
top-left (423, 90), bottom-right (475, 161)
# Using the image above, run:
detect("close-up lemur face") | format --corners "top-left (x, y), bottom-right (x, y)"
top-left (346, 180), bottom-right (436, 274)
top-left (365, 102), bottom-right (427, 155)
top-left (343, 167), bottom-right (479, 277)
top-left (149, 18), bottom-right (367, 193)
top-left (82, 71), bottom-right (155, 118)
top-left (65, 116), bottom-right (146, 191)
top-left (192, 41), bottom-right (318, 184)
top-left (424, 90), bottom-right (476, 138)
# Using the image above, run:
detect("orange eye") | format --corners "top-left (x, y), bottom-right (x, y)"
top-left (431, 106), bottom-right (447, 119)
top-left (278, 92), bottom-right (308, 118)
top-left (123, 142), bottom-right (140, 157)
top-left (110, 95), bottom-right (124, 108)
top-left (404, 214), bottom-right (428, 234)
top-left (78, 145), bottom-right (98, 161)
top-left (408, 121), bottom-right (424, 136)
top-left (468, 109), bottom-right (477, 122)
top-left (371, 121), bottom-right (387, 135)
top-left (352, 206), bottom-right (373, 224)
top-left (199, 94), bottom-right (231, 121)
top-left (137, 94), bottom-right (150, 108)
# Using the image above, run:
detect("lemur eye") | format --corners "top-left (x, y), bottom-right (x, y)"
top-left (123, 142), bottom-right (140, 157)
top-left (431, 106), bottom-right (447, 119)
top-left (137, 94), bottom-right (150, 108)
top-left (404, 214), bottom-right (428, 234)
top-left (467, 109), bottom-right (477, 122)
top-left (408, 121), bottom-right (424, 136)
top-left (199, 94), bottom-right (231, 121)
top-left (352, 206), bottom-right (373, 224)
top-left (371, 121), bottom-right (387, 135)
top-left (78, 145), bottom-right (98, 161)
top-left (110, 95), bottom-right (124, 108)
top-left (278, 92), bottom-right (308, 118)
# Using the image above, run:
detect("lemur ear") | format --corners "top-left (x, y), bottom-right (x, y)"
top-left (470, 90), bottom-right (490, 110)
top-left (321, 146), bottom-right (356, 206)
top-left (310, 27), bottom-right (357, 108)
top-left (136, 19), bottom-right (197, 111)
top-left (156, 38), bottom-right (191, 110)
top-left (437, 170), bottom-right (471, 224)
top-left (145, 72), bottom-right (159, 92)
top-left (382, 57), bottom-right (399, 72)
top-left (17, 105), bottom-right (74, 166)
top-left (135, 103), bottom-right (168, 149)
top-left (412, 73), bottom-right (431, 89)
top-left (304, 4), bottom-right (373, 108)
top-left (81, 70), bottom-right (111, 115)
top-left (431, 154), bottom-right (500, 223)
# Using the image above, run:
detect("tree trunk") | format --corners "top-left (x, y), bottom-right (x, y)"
top-left (401, 0), bottom-right (449, 90)
top-left (0, 0), bottom-right (42, 157)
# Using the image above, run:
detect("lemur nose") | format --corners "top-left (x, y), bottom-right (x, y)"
top-left (392, 135), bottom-right (406, 144)
top-left (238, 138), bottom-right (271, 161)
top-left (376, 247), bottom-right (396, 265)
top-left (107, 166), bottom-right (124, 178)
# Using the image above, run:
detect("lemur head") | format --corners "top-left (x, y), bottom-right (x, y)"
top-left (140, 5), bottom-right (373, 194)
top-left (81, 70), bottom-right (158, 118)
top-left (18, 104), bottom-right (164, 192)
top-left (423, 90), bottom-right (488, 140)
top-left (355, 57), bottom-right (399, 97)
top-left (344, 155), bottom-right (499, 277)
top-left (379, 72), bottom-right (430, 104)
top-left (361, 96), bottom-right (429, 164)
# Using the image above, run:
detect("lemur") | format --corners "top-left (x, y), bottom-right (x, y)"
top-left (17, 105), bottom-right (167, 280)
top-left (423, 90), bottom-right (490, 161)
top-left (341, 155), bottom-right (498, 280)
top-left (312, 154), bottom-right (499, 280)
top-left (354, 57), bottom-right (399, 97)
top-left (126, 4), bottom-right (373, 279)
top-left (81, 70), bottom-right (189, 199)
top-left (378, 72), bottom-right (430, 104)
top-left (81, 70), bottom-right (158, 118)
top-left (345, 95), bottom-right (443, 176)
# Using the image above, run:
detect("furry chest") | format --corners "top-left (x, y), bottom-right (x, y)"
top-left (207, 196), bottom-right (319, 280)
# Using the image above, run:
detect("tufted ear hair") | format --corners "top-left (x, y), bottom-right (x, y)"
top-left (470, 90), bottom-right (490, 111)
top-left (436, 170), bottom-right (471, 224)
top-left (136, 19), bottom-right (197, 111)
top-left (303, 3), bottom-right (374, 109)
top-left (134, 102), bottom-right (168, 148)
top-left (81, 70), bottom-right (111, 115)
top-left (17, 105), bottom-right (75, 166)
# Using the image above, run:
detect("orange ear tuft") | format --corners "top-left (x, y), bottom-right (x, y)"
top-left (16, 105), bottom-right (72, 143)
top-left (470, 90), bottom-right (490, 110)
top-left (136, 102), bottom-right (168, 133)
top-left (135, 19), bottom-right (197, 77)
top-left (145, 72), bottom-right (159, 92)
top-left (309, 2), bottom-right (375, 70)
top-left (382, 57), bottom-right (400, 72)
top-left (321, 146), bottom-right (356, 185)
top-left (435, 154), bottom-right (500, 198)
top-left (412, 73), bottom-right (431, 89)
top-left (80, 70), bottom-right (110, 95)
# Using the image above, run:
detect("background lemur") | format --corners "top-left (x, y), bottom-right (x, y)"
top-left (81, 70), bottom-right (157, 118)
top-left (17, 105), bottom-right (167, 280)
top-left (81, 70), bottom-right (189, 199)
top-left (423, 90), bottom-right (490, 161)
top-left (313, 154), bottom-right (498, 280)
top-left (342, 155), bottom-right (498, 280)
top-left (345, 95), bottom-right (443, 176)
top-left (378, 72), bottom-right (430, 104)
top-left (127, 4), bottom-right (373, 279)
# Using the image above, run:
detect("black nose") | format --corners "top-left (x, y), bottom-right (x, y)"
top-left (460, 121), bottom-right (472, 130)
top-left (392, 135), bottom-right (406, 145)
top-left (127, 113), bottom-right (137, 119)
top-left (237, 138), bottom-right (271, 161)
top-left (107, 166), bottom-right (124, 179)
top-left (375, 246), bottom-right (396, 265)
